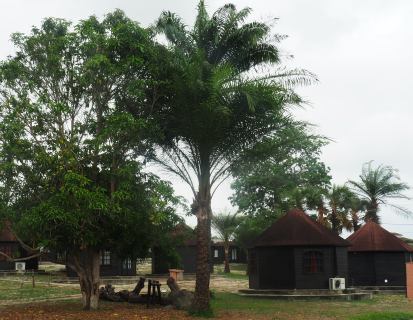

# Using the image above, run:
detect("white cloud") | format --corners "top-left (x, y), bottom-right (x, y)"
top-left (1, 0), bottom-right (412, 235)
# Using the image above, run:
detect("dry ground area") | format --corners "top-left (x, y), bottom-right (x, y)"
top-left (1, 293), bottom-right (413, 320)
top-left (1, 264), bottom-right (413, 319)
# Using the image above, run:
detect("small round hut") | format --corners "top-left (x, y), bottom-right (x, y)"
top-left (347, 221), bottom-right (413, 287)
top-left (248, 209), bottom-right (350, 289)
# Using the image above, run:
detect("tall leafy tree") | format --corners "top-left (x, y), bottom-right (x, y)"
top-left (212, 211), bottom-right (244, 273)
top-left (152, 1), bottom-right (314, 311)
top-left (0, 12), bottom-right (181, 310)
top-left (348, 162), bottom-right (411, 223)
top-left (231, 122), bottom-right (331, 220)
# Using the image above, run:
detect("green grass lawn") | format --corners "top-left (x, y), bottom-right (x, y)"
top-left (211, 292), bottom-right (413, 320)
top-left (0, 279), bottom-right (79, 302)
top-left (214, 263), bottom-right (248, 280)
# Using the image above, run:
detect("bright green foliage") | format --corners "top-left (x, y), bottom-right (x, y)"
top-left (231, 123), bottom-right (331, 220)
top-left (348, 161), bottom-right (411, 223)
top-left (233, 214), bottom-right (269, 253)
top-left (0, 11), bottom-right (181, 269)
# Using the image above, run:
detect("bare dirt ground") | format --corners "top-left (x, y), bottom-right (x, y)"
top-left (112, 274), bottom-right (248, 293)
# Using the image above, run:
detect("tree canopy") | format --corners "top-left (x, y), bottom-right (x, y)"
top-left (150, 1), bottom-right (315, 312)
top-left (0, 11), bottom-right (182, 310)
top-left (348, 161), bottom-right (410, 223)
top-left (230, 122), bottom-right (331, 220)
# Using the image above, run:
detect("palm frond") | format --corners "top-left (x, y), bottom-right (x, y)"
top-left (155, 11), bottom-right (193, 52)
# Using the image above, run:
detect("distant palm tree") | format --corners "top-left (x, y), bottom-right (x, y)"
top-left (212, 211), bottom-right (244, 273)
top-left (347, 194), bottom-right (368, 231)
top-left (348, 162), bottom-right (410, 223)
top-left (304, 186), bottom-right (328, 226)
top-left (325, 185), bottom-right (353, 234)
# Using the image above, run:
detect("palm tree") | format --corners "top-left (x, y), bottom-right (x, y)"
top-left (348, 162), bottom-right (410, 223)
top-left (152, 1), bottom-right (314, 312)
top-left (325, 185), bottom-right (353, 234)
top-left (304, 186), bottom-right (328, 226)
top-left (212, 211), bottom-right (244, 273)
top-left (347, 194), bottom-right (368, 231)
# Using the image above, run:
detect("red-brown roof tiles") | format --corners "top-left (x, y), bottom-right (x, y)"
top-left (252, 208), bottom-right (350, 247)
top-left (347, 221), bottom-right (413, 252)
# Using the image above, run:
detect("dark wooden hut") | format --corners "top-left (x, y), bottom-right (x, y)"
top-left (152, 223), bottom-right (198, 274)
top-left (248, 209), bottom-right (350, 289)
top-left (0, 223), bottom-right (38, 271)
top-left (65, 250), bottom-right (137, 277)
top-left (152, 223), bottom-right (215, 274)
top-left (347, 221), bottom-right (413, 287)
top-left (211, 241), bottom-right (247, 264)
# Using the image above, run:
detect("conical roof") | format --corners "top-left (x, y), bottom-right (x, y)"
top-left (347, 221), bottom-right (413, 252)
top-left (252, 209), bottom-right (350, 247)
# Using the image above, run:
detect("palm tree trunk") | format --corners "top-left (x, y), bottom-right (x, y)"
top-left (351, 209), bottom-right (360, 231)
top-left (317, 205), bottom-right (325, 225)
top-left (223, 241), bottom-right (230, 273)
top-left (191, 154), bottom-right (212, 313)
top-left (365, 200), bottom-right (379, 223)
top-left (331, 206), bottom-right (339, 234)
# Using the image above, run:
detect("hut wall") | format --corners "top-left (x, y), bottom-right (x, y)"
top-left (294, 247), bottom-right (338, 289)
top-left (152, 245), bottom-right (198, 274)
top-left (374, 252), bottom-right (407, 286)
top-left (212, 245), bottom-right (247, 264)
top-left (348, 252), bottom-right (376, 286)
top-left (151, 246), bottom-right (170, 274)
top-left (349, 251), bottom-right (408, 286)
top-left (66, 252), bottom-right (136, 277)
top-left (248, 249), bottom-right (259, 289)
top-left (177, 246), bottom-right (197, 273)
top-left (0, 242), bottom-right (22, 271)
top-left (251, 247), bottom-right (295, 289)
top-left (335, 247), bottom-right (348, 278)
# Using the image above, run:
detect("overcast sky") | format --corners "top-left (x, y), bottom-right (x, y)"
top-left (1, 0), bottom-right (412, 237)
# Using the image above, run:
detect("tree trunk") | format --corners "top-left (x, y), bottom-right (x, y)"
top-left (351, 209), bottom-right (360, 231)
top-left (365, 200), bottom-right (379, 223)
top-left (223, 241), bottom-right (230, 273)
top-left (331, 206), bottom-right (339, 234)
top-left (317, 205), bottom-right (325, 225)
top-left (72, 249), bottom-right (101, 310)
top-left (191, 154), bottom-right (212, 313)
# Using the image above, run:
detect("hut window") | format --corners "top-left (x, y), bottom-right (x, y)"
top-left (122, 258), bottom-right (132, 269)
top-left (101, 250), bottom-right (111, 265)
top-left (231, 249), bottom-right (237, 261)
top-left (303, 251), bottom-right (323, 273)
top-left (214, 249), bottom-right (219, 258)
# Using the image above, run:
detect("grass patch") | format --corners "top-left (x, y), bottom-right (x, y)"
top-left (211, 292), bottom-right (413, 319)
top-left (350, 312), bottom-right (413, 320)
top-left (215, 271), bottom-right (248, 280)
top-left (214, 263), bottom-right (248, 280)
top-left (0, 279), bottom-right (79, 301)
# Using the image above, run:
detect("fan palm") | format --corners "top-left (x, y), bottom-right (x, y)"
top-left (212, 211), bottom-right (244, 273)
top-left (325, 185), bottom-right (353, 234)
top-left (347, 194), bottom-right (368, 231)
top-left (348, 162), bottom-right (410, 223)
top-left (152, 1), bottom-right (314, 311)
